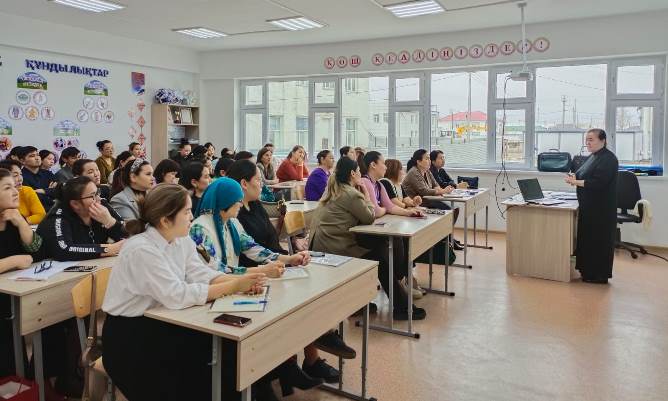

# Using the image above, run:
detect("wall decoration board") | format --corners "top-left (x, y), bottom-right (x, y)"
top-left (0, 45), bottom-right (199, 162)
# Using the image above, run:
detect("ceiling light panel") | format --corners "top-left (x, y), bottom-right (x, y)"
top-left (385, 0), bottom-right (445, 18)
top-left (50, 0), bottom-right (125, 13)
top-left (173, 27), bottom-right (228, 39)
top-left (268, 17), bottom-right (324, 31)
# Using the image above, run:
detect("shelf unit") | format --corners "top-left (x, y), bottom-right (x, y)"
top-left (151, 104), bottom-right (200, 162)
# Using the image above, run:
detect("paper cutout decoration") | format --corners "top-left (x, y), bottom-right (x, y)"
top-left (17, 72), bottom-right (47, 90)
top-left (0, 118), bottom-right (12, 136)
top-left (53, 120), bottom-right (80, 137)
top-left (131, 72), bottom-right (145, 95)
top-left (84, 80), bottom-right (109, 96)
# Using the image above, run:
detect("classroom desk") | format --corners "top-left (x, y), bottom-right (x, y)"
top-left (0, 257), bottom-right (117, 401)
top-left (145, 259), bottom-right (379, 401)
top-left (350, 212), bottom-right (454, 339)
top-left (268, 180), bottom-right (306, 200)
top-left (424, 188), bottom-right (492, 269)
top-left (502, 196), bottom-right (580, 282)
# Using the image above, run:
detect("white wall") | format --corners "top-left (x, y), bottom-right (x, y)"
top-left (199, 10), bottom-right (668, 247)
top-left (0, 14), bottom-right (200, 162)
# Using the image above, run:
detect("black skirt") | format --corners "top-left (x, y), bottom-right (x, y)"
top-left (102, 314), bottom-right (239, 401)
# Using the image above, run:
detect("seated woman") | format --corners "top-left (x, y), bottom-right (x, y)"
top-left (0, 160), bottom-right (45, 225)
top-left (178, 161), bottom-right (211, 213)
top-left (54, 146), bottom-right (80, 183)
top-left (153, 158), bottom-right (181, 184)
top-left (380, 159), bottom-right (422, 209)
top-left (430, 150), bottom-right (468, 189)
top-left (276, 145), bottom-right (309, 182)
top-left (108, 150), bottom-right (135, 189)
top-left (304, 150), bottom-right (334, 201)
top-left (256, 147), bottom-right (279, 185)
top-left (128, 142), bottom-right (142, 159)
top-left (73, 159), bottom-right (111, 200)
top-left (189, 177), bottom-right (324, 398)
top-left (94, 140), bottom-right (115, 185)
top-left (110, 159), bottom-right (154, 221)
top-left (37, 176), bottom-right (125, 261)
top-left (227, 160), bottom-right (352, 382)
top-left (102, 183), bottom-right (268, 401)
top-left (359, 151), bottom-right (427, 304)
top-left (310, 157), bottom-right (425, 320)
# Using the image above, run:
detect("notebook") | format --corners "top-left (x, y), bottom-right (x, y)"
top-left (209, 286), bottom-right (270, 313)
top-left (271, 267), bottom-right (309, 281)
top-left (310, 254), bottom-right (352, 267)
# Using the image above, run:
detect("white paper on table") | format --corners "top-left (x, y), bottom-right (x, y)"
top-left (0, 381), bottom-right (31, 398)
top-left (310, 254), bottom-right (352, 267)
top-left (271, 267), bottom-right (309, 281)
top-left (209, 286), bottom-right (269, 313)
top-left (7, 260), bottom-right (79, 281)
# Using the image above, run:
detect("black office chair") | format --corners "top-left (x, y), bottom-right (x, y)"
top-left (616, 170), bottom-right (648, 259)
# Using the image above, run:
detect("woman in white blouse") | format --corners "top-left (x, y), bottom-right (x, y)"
top-left (102, 183), bottom-right (265, 401)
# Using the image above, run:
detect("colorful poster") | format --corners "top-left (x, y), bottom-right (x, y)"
top-left (17, 72), bottom-right (48, 90)
top-left (131, 72), bottom-right (145, 95)
top-left (84, 80), bottom-right (109, 96)
top-left (0, 117), bottom-right (12, 136)
top-left (53, 120), bottom-right (80, 136)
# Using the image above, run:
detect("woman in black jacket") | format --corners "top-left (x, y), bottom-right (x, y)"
top-left (37, 176), bottom-right (125, 261)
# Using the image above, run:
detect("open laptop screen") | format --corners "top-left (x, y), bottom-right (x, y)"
top-left (517, 178), bottom-right (544, 201)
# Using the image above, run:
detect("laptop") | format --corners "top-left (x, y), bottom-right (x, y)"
top-left (517, 178), bottom-right (564, 206)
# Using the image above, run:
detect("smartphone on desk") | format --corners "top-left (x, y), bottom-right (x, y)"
top-left (63, 265), bottom-right (97, 273)
top-left (214, 313), bottom-right (252, 328)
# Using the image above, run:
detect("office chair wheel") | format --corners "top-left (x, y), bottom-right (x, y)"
top-left (631, 252), bottom-right (638, 259)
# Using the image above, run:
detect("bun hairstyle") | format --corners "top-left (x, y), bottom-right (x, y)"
top-left (406, 149), bottom-right (428, 171)
top-left (96, 140), bottom-right (112, 152)
top-left (119, 158), bottom-right (150, 192)
top-left (52, 176), bottom-right (93, 205)
top-left (125, 183), bottom-right (190, 236)
top-left (339, 146), bottom-right (352, 158)
top-left (179, 161), bottom-right (205, 190)
top-left (359, 151), bottom-right (382, 176)
top-left (58, 147), bottom-right (80, 166)
top-left (316, 149), bottom-right (331, 165)
top-left (587, 128), bottom-right (607, 146)
top-left (214, 158), bottom-right (234, 178)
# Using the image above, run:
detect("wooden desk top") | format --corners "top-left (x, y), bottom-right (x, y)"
top-left (502, 196), bottom-right (578, 211)
top-left (268, 180), bottom-right (306, 189)
top-left (349, 212), bottom-right (452, 237)
top-left (424, 187), bottom-right (490, 203)
top-left (0, 257), bottom-right (117, 297)
top-left (145, 258), bottom-right (378, 341)
top-left (285, 200), bottom-right (320, 213)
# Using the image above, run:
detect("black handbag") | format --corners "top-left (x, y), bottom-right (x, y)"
top-left (537, 149), bottom-right (572, 172)
top-left (571, 147), bottom-right (589, 173)
top-left (457, 176), bottom-right (479, 189)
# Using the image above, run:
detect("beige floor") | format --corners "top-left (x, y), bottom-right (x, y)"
top-left (284, 231), bottom-right (668, 401)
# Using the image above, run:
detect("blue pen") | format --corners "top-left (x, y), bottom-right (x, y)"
top-left (233, 300), bottom-right (268, 305)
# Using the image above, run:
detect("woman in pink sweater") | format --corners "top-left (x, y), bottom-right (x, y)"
top-left (276, 145), bottom-right (309, 182)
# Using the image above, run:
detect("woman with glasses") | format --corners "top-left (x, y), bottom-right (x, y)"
top-left (110, 159), bottom-right (154, 220)
top-left (36, 176), bottom-right (125, 261)
top-left (73, 159), bottom-right (111, 200)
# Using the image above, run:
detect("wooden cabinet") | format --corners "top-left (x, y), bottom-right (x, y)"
top-left (151, 104), bottom-right (200, 162)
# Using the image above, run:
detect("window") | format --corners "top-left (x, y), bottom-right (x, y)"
top-left (243, 113), bottom-right (264, 154)
top-left (395, 110), bottom-right (421, 162)
top-left (617, 65), bottom-right (655, 95)
top-left (383, 113), bottom-right (388, 123)
top-left (373, 114), bottom-right (380, 123)
top-left (296, 116), bottom-right (308, 146)
top-left (314, 111), bottom-right (336, 151)
top-left (344, 78), bottom-right (358, 92)
top-left (268, 80), bottom-right (309, 157)
top-left (431, 71), bottom-right (489, 165)
top-left (314, 81), bottom-right (336, 104)
top-left (535, 64), bottom-right (607, 161)
top-left (496, 109), bottom-right (526, 164)
top-left (615, 106), bottom-right (654, 164)
top-left (341, 76), bottom-right (389, 154)
top-left (496, 72), bottom-right (526, 99)
top-left (345, 118), bottom-right (358, 145)
top-left (244, 84), bottom-right (263, 106)
top-left (395, 77), bottom-right (420, 102)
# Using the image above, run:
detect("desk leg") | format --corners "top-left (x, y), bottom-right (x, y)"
top-left (365, 236), bottom-right (419, 338)
top-left (469, 205), bottom-right (493, 250)
top-left (322, 305), bottom-right (377, 401)
top-left (10, 296), bottom-right (24, 378)
top-left (338, 322), bottom-right (344, 391)
top-left (452, 201), bottom-right (473, 269)
top-left (33, 331), bottom-right (45, 401)
top-left (211, 336), bottom-right (222, 401)
top-left (473, 212), bottom-right (477, 246)
top-left (424, 239), bottom-right (455, 297)
top-left (240, 388), bottom-right (251, 401)
top-left (428, 248), bottom-right (434, 289)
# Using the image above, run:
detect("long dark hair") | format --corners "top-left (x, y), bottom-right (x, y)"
top-left (360, 151), bottom-right (381, 176)
top-left (52, 176), bottom-right (93, 207)
top-left (114, 151), bottom-right (133, 170)
top-left (58, 147), bottom-right (80, 167)
top-left (125, 184), bottom-right (190, 236)
top-left (320, 157), bottom-right (359, 204)
top-left (406, 149), bottom-right (428, 171)
top-left (316, 150), bottom-right (331, 166)
top-left (226, 160), bottom-right (257, 184)
top-left (179, 161), bottom-right (206, 190)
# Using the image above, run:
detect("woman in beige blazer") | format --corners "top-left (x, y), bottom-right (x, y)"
top-left (310, 157), bottom-right (426, 321)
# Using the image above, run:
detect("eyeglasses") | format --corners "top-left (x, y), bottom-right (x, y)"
top-left (34, 260), bottom-right (53, 274)
top-left (80, 188), bottom-right (101, 201)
